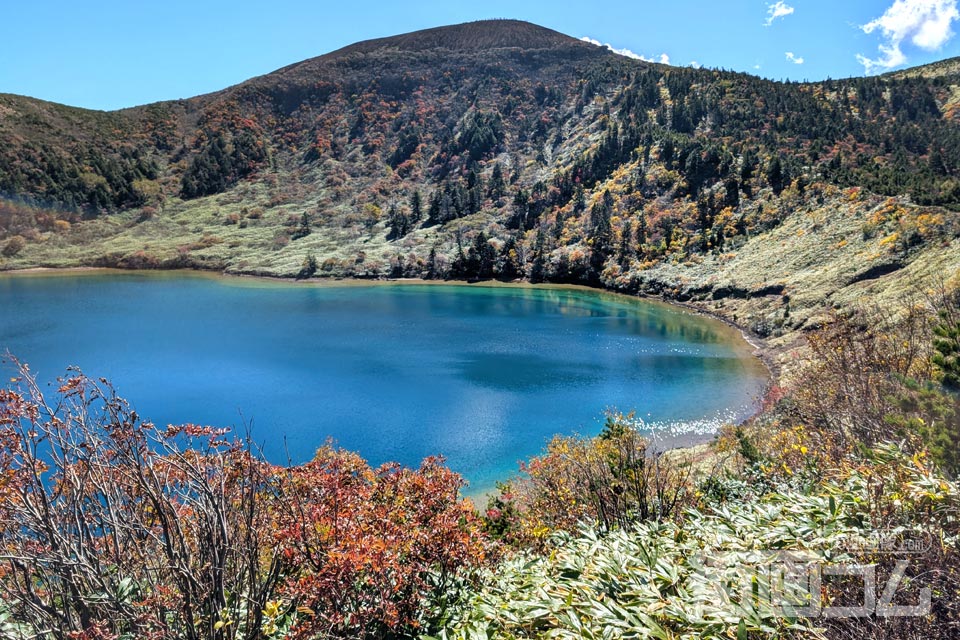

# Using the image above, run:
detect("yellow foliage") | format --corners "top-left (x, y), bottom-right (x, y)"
top-left (879, 232), bottom-right (899, 247)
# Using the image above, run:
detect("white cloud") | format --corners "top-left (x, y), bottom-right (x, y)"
top-left (765, 1), bottom-right (795, 26)
top-left (689, 60), bottom-right (702, 69)
top-left (580, 36), bottom-right (641, 60)
top-left (857, 0), bottom-right (960, 74)
top-left (785, 51), bottom-right (805, 64)
top-left (580, 36), bottom-right (671, 64)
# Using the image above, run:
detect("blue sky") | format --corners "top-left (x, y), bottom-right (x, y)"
top-left (3, 0), bottom-right (960, 110)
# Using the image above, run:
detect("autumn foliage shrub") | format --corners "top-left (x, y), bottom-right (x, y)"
top-left (0, 363), bottom-right (487, 640)
top-left (273, 449), bottom-right (488, 639)
top-left (792, 300), bottom-right (933, 446)
top-left (0, 366), bottom-right (283, 640)
top-left (788, 286), bottom-right (960, 479)
top-left (1, 235), bottom-right (25, 257)
top-left (486, 413), bottom-right (695, 547)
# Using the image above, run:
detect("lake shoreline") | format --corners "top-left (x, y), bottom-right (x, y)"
top-left (2, 265), bottom-right (779, 385)
top-left (1, 265), bottom-right (776, 503)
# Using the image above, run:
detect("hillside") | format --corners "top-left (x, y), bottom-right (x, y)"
top-left (1, 19), bottom-right (959, 363)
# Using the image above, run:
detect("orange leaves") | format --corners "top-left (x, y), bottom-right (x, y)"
top-left (272, 450), bottom-right (488, 639)
top-left (0, 388), bottom-right (40, 425)
top-left (0, 366), bottom-right (489, 639)
top-left (57, 375), bottom-right (86, 396)
top-left (162, 423), bottom-right (231, 441)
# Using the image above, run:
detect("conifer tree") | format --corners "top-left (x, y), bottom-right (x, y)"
top-left (617, 219), bottom-right (633, 266)
top-left (410, 191), bottom-right (422, 223)
top-left (588, 190), bottom-right (614, 276)
top-left (488, 162), bottom-right (506, 204)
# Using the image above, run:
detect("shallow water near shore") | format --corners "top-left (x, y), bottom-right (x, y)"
top-left (0, 270), bottom-right (768, 496)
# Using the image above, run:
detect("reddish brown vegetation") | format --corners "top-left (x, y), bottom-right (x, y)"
top-left (0, 363), bottom-right (486, 639)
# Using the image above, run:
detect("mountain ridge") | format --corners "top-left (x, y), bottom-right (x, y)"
top-left (317, 19), bottom-right (587, 57)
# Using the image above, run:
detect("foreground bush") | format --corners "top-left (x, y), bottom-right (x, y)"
top-left (485, 414), bottom-right (697, 547)
top-left (0, 363), bottom-right (487, 640)
top-left (431, 445), bottom-right (960, 639)
top-left (274, 450), bottom-right (488, 639)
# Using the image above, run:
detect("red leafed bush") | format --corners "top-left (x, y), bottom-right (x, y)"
top-left (0, 362), bottom-right (488, 639)
top-left (273, 448), bottom-right (488, 638)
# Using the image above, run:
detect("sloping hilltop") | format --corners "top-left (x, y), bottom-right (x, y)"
top-left (1, 19), bottom-right (959, 366)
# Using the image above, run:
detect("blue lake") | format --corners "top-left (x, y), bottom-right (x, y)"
top-left (0, 271), bottom-right (767, 495)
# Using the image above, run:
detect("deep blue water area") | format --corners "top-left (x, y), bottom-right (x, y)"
top-left (0, 272), bottom-right (768, 494)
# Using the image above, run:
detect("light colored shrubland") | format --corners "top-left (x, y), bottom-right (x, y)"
top-left (429, 445), bottom-right (959, 640)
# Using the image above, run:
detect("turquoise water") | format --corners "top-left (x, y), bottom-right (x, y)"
top-left (0, 272), bottom-right (767, 494)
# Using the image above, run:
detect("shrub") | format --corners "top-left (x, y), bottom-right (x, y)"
top-left (274, 451), bottom-right (488, 639)
top-left (487, 413), bottom-right (695, 546)
top-left (792, 301), bottom-right (934, 447)
top-left (295, 254), bottom-right (317, 280)
top-left (271, 232), bottom-right (290, 250)
top-left (790, 287), bottom-right (960, 478)
top-left (932, 283), bottom-right (960, 390)
top-left (1, 235), bottom-right (25, 257)
top-left (437, 445), bottom-right (960, 640)
top-left (0, 364), bottom-right (284, 640)
top-left (0, 363), bottom-right (487, 640)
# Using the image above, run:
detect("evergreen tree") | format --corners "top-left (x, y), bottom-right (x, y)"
top-left (410, 191), bottom-right (423, 223)
top-left (292, 212), bottom-right (312, 240)
top-left (390, 252), bottom-right (405, 278)
top-left (660, 139), bottom-right (675, 169)
top-left (387, 204), bottom-right (409, 240)
top-left (508, 188), bottom-right (529, 230)
top-left (425, 246), bottom-right (439, 280)
top-left (427, 190), bottom-right (442, 225)
top-left (553, 209), bottom-right (565, 241)
top-left (724, 177), bottom-right (740, 209)
top-left (468, 231), bottom-right (496, 280)
top-left (296, 253), bottom-right (317, 280)
top-left (497, 236), bottom-right (522, 281)
top-left (740, 149), bottom-right (757, 199)
top-left (617, 219), bottom-right (633, 266)
top-left (458, 111), bottom-right (504, 160)
top-left (572, 186), bottom-right (586, 214)
top-left (766, 155), bottom-right (786, 195)
top-left (588, 190), bottom-right (614, 277)
top-left (636, 212), bottom-right (648, 256)
top-left (450, 229), bottom-right (469, 279)
top-left (530, 224), bottom-right (547, 283)
top-left (488, 162), bottom-right (506, 204)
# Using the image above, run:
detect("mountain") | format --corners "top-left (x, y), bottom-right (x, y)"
top-left (310, 19), bottom-right (580, 55)
top-left (1, 19), bottom-right (959, 360)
